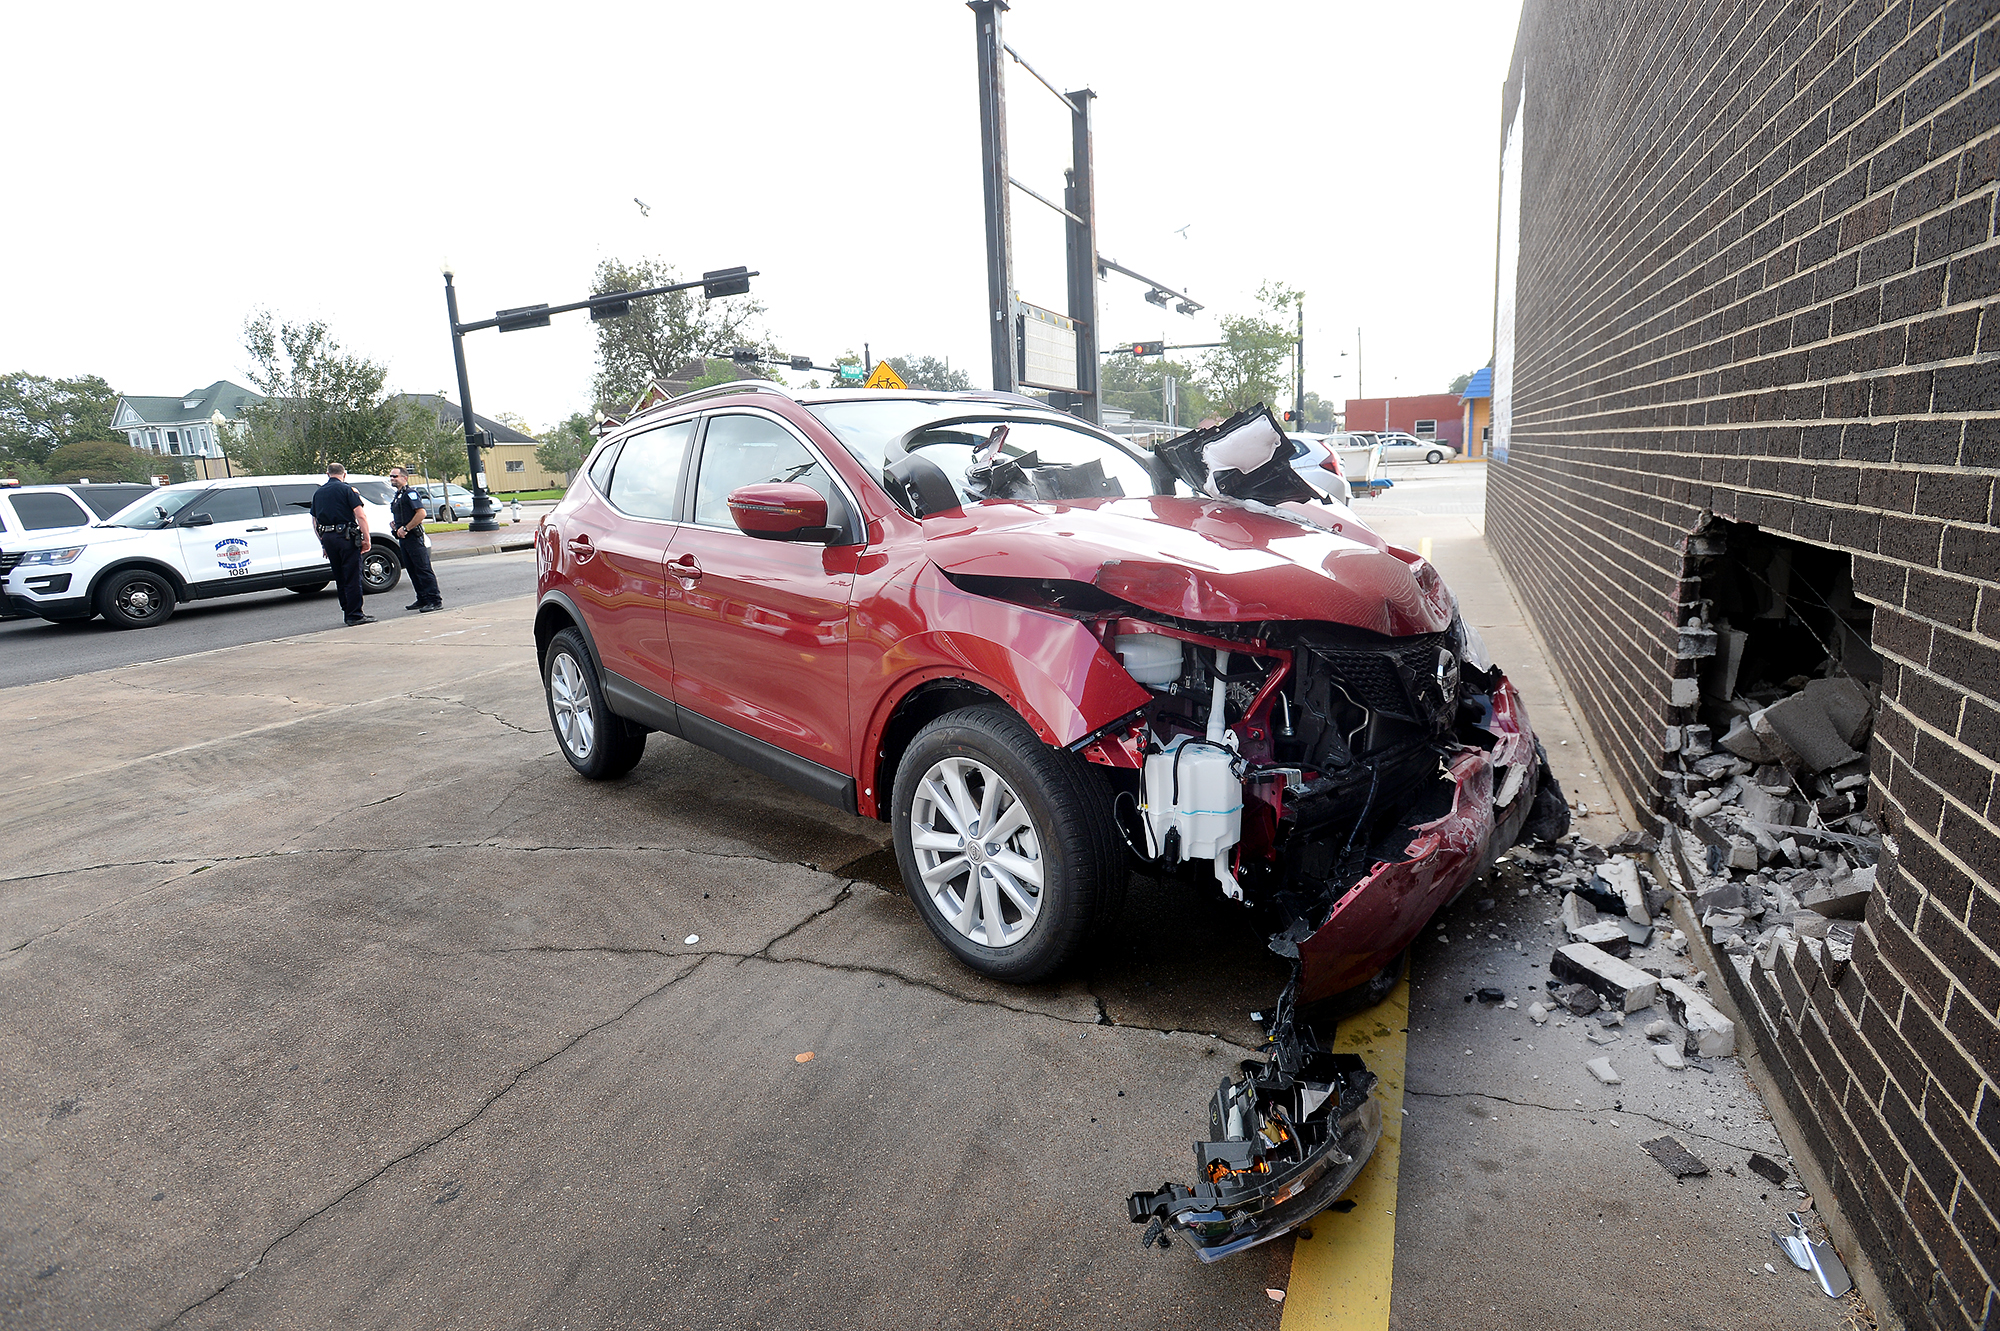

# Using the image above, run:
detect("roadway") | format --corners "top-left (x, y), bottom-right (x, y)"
top-left (0, 551), bottom-right (537, 688)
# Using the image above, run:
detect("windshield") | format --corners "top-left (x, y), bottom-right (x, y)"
top-left (105, 487), bottom-right (204, 529)
top-left (809, 399), bottom-right (1158, 507)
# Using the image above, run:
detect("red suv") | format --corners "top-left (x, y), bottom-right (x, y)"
top-left (534, 384), bottom-right (1561, 1259)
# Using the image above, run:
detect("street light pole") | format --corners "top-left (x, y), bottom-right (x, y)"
top-left (441, 269), bottom-right (499, 533)
top-left (1294, 295), bottom-right (1305, 432)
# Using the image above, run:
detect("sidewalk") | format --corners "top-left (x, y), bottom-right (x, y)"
top-left (1292, 511), bottom-right (1873, 1331)
top-left (422, 520), bottom-right (538, 562)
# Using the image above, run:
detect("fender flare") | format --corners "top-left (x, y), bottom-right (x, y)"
top-left (534, 589), bottom-right (604, 674)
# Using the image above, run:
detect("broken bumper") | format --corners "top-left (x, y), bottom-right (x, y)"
top-left (1294, 675), bottom-right (1541, 1006)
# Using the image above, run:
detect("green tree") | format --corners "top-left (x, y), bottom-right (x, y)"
top-left (536, 412), bottom-right (594, 486)
top-left (237, 313), bottom-right (398, 474)
top-left (589, 257), bottom-right (771, 409)
top-left (1447, 370), bottom-right (1473, 395)
top-left (1201, 282), bottom-right (1299, 415)
top-left (1300, 390), bottom-right (1339, 430)
top-left (883, 355), bottom-right (971, 392)
top-left (1100, 353), bottom-right (1211, 423)
top-left (0, 372), bottom-right (121, 469)
top-left (390, 395), bottom-right (467, 489)
top-left (45, 439), bottom-right (154, 483)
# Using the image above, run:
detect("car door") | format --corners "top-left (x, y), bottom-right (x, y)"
top-left (662, 410), bottom-right (859, 795)
top-left (567, 419), bottom-right (694, 723)
top-left (266, 482), bottom-right (331, 576)
top-left (175, 485), bottom-right (282, 591)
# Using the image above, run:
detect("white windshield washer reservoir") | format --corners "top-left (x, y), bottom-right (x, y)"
top-left (1141, 735), bottom-right (1246, 901)
top-left (1114, 633), bottom-right (1181, 688)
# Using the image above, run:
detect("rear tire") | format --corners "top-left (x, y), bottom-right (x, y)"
top-left (96, 569), bottom-right (176, 629)
top-left (290, 582), bottom-right (328, 596)
top-left (891, 705), bottom-right (1119, 983)
top-left (543, 628), bottom-right (645, 779)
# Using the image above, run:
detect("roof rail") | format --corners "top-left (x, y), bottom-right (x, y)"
top-left (643, 379), bottom-right (796, 416)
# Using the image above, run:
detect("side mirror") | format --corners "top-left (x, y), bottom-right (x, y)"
top-left (181, 512), bottom-right (214, 527)
top-left (726, 482), bottom-right (835, 542)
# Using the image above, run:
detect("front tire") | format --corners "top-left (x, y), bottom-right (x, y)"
top-left (1426, 449), bottom-right (1444, 464)
top-left (543, 628), bottom-right (645, 779)
top-left (362, 545), bottom-right (402, 595)
top-left (96, 569), bottom-right (176, 629)
top-left (891, 705), bottom-right (1119, 983)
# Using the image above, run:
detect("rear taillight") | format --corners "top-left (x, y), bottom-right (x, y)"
top-left (1320, 456), bottom-right (1344, 476)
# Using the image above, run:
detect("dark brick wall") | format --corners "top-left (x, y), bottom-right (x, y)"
top-left (1491, 3), bottom-right (2000, 1328)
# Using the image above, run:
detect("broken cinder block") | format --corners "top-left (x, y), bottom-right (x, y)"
top-left (1551, 942), bottom-right (1660, 1013)
top-left (1599, 857), bottom-right (1650, 925)
top-left (1659, 976), bottom-right (1735, 1057)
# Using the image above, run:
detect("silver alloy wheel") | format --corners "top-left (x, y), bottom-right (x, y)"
top-left (909, 755), bottom-right (1044, 948)
top-left (548, 651), bottom-right (595, 759)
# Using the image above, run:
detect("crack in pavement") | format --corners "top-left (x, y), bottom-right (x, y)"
top-left (154, 953), bottom-right (709, 1330)
top-left (409, 691), bottom-right (544, 737)
top-left (1404, 1086), bottom-right (1777, 1154)
top-left (752, 884), bottom-right (853, 958)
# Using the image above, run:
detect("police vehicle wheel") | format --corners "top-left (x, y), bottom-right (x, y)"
top-left (544, 628), bottom-right (645, 779)
top-left (290, 582), bottom-right (329, 596)
top-left (97, 570), bottom-right (176, 629)
top-left (361, 546), bottom-right (402, 595)
top-left (890, 705), bottom-right (1120, 984)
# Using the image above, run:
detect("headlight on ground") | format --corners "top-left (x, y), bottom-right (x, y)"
top-left (20, 547), bottom-right (84, 566)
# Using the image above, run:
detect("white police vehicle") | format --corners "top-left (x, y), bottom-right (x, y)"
top-left (0, 474), bottom-right (406, 629)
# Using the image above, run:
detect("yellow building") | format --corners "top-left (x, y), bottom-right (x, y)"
top-left (1459, 367), bottom-right (1494, 460)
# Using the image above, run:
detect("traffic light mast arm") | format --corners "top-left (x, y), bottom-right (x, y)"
top-left (454, 269), bottom-right (759, 334)
top-left (1095, 257), bottom-right (1202, 314)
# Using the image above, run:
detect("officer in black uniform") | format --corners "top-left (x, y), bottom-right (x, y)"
top-left (310, 463), bottom-right (374, 625)
top-left (388, 466), bottom-right (442, 612)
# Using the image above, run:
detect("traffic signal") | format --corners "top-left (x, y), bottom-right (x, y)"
top-left (788, 355), bottom-right (814, 371)
top-left (731, 347), bottom-right (761, 364)
top-left (1131, 341), bottom-right (1165, 357)
top-left (1282, 410), bottom-right (1299, 421)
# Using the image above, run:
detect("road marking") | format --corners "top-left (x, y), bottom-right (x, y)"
top-left (1281, 977), bottom-right (1409, 1329)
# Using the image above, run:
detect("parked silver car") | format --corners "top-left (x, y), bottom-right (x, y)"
top-left (1375, 432), bottom-right (1458, 465)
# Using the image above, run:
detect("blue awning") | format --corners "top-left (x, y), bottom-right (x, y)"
top-left (1460, 367), bottom-right (1493, 401)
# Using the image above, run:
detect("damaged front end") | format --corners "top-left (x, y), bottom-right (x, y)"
top-left (1126, 985), bottom-right (1382, 1262)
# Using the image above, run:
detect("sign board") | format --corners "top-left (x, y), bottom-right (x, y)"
top-left (863, 361), bottom-right (908, 390)
top-left (835, 361), bottom-right (864, 382)
top-left (1018, 302), bottom-right (1079, 392)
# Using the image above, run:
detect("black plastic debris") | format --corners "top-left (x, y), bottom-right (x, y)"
top-left (1747, 1152), bottom-right (1789, 1185)
top-left (1476, 987), bottom-right (1507, 1004)
top-left (1641, 1135), bottom-right (1710, 1178)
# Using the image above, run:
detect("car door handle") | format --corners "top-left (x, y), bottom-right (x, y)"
top-left (247, 526), bottom-right (268, 532)
top-left (667, 553), bottom-right (702, 583)
top-left (567, 534), bottom-right (595, 562)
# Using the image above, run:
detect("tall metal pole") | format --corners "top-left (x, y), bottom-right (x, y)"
top-left (1356, 326), bottom-right (1364, 403)
top-left (970, 1), bottom-right (1017, 394)
top-left (1064, 86), bottom-right (1100, 425)
top-left (443, 272), bottom-right (500, 533)
top-left (1294, 295), bottom-right (1305, 431)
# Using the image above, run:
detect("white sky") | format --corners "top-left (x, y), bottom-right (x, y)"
top-left (1, 1), bottom-right (1522, 430)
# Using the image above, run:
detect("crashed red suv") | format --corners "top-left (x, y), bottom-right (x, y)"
top-left (533, 384), bottom-right (1563, 1260)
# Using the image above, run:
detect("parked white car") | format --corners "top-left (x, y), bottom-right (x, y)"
top-left (1283, 433), bottom-right (1353, 504)
top-left (0, 474), bottom-right (406, 629)
top-left (1, 483), bottom-right (160, 618)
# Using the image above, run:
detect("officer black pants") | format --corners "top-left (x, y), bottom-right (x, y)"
top-left (402, 530), bottom-right (441, 606)
top-left (322, 535), bottom-right (366, 620)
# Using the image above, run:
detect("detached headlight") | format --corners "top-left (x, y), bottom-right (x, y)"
top-left (20, 547), bottom-right (85, 566)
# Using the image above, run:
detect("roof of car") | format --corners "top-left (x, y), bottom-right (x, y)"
top-left (621, 381), bottom-right (1060, 428)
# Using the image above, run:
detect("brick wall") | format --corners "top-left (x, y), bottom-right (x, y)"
top-left (1489, 3), bottom-right (2000, 1328)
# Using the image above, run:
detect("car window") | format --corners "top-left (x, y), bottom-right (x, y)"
top-left (77, 486), bottom-right (151, 518)
top-left (587, 441), bottom-right (623, 494)
top-left (350, 480), bottom-right (392, 505)
top-left (186, 487), bottom-right (264, 524)
top-left (607, 420), bottom-right (694, 520)
top-left (692, 413), bottom-right (841, 528)
top-left (270, 483), bottom-right (319, 516)
top-left (7, 492), bottom-right (90, 530)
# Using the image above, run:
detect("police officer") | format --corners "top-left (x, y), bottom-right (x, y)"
top-left (310, 462), bottom-right (374, 626)
top-left (388, 466), bottom-right (442, 612)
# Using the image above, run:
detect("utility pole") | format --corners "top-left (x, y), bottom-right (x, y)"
top-left (441, 272), bottom-right (497, 531)
top-left (1294, 295), bottom-right (1305, 431)
top-left (970, 0), bottom-right (1017, 394)
top-left (1356, 326), bottom-right (1364, 401)
top-left (1062, 87), bottom-right (1100, 424)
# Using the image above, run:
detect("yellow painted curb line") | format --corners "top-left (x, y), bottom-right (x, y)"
top-left (1280, 977), bottom-right (1409, 1329)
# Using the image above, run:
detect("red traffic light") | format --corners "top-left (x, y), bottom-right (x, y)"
top-left (1130, 341), bottom-right (1165, 357)
top-left (1282, 410), bottom-right (1299, 421)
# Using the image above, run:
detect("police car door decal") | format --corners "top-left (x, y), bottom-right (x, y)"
top-left (214, 537), bottom-right (252, 575)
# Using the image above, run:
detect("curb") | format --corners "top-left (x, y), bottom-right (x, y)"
top-left (432, 538), bottom-right (535, 563)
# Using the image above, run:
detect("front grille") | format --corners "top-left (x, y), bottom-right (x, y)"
top-left (0, 551), bottom-right (21, 574)
top-left (1306, 630), bottom-right (1452, 721)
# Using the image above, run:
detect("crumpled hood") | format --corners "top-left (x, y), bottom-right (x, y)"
top-left (922, 496), bottom-right (1452, 636)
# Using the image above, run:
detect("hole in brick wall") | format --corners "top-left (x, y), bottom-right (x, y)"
top-left (1664, 519), bottom-right (1882, 969)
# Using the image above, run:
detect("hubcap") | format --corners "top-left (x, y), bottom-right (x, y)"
top-left (549, 652), bottom-right (594, 759)
top-left (119, 583), bottom-right (156, 616)
top-left (909, 756), bottom-right (1043, 948)
top-left (364, 555), bottom-right (389, 588)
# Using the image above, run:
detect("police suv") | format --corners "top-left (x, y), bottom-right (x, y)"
top-left (0, 474), bottom-right (407, 629)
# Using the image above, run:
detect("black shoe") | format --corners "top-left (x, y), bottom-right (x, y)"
top-left (406, 601), bottom-right (424, 611)
top-left (418, 602), bottom-right (443, 613)
top-left (344, 614), bottom-right (376, 626)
